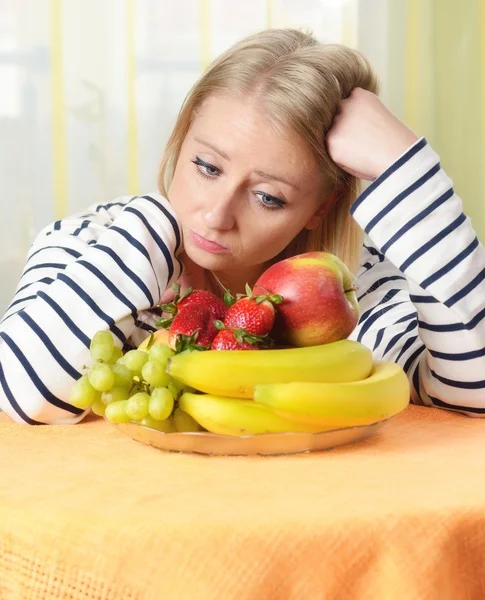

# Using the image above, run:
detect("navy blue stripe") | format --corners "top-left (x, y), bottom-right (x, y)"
top-left (400, 212), bottom-right (466, 272)
top-left (135, 320), bottom-right (157, 333)
top-left (422, 237), bottom-right (479, 290)
top-left (428, 395), bottom-right (485, 414)
top-left (428, 346), bottom-right (485, 360)
top-left (8, 295), bottom-right (37, 309)
top-left (57, 273), bottom-right (127, 343)
top-left (18, 312), bottom-right (82, 380)
top-left (412, 360), bottom-right (421, 401)
top-left (54, 220), bottom-right (61, 230)
top-left (357, 276), bottom-right (406, 302)
top-left (363, 244), bottom-right (385, 260)
top-left (0, 361), bottom-right (44, 425)
top-left (37, 291), bottom-right (90, 348)
top-left (109, 225), bottom-right (160, 300)
top-left (366, 162), bottom-right (441, 235)
top-left (23, 262), bottom-right (67, 276)
top-left (350, 138), bottom-right (427, 214)
top-left (72, 220), bottom-right (91, 236)
top-left (381, 187), bottom-right (453, 254)
top-left (16, 277), bottom-right (54, 295)
top-left (124, 206), bottom-right (175, 283)
top-left (95, 244), bottom-right (154, 306)
top-left (395, 313), bottom-right (417, 324)
top-left (95, 200), bottom-right (132, 213)
top-left (402, 344), bottom-right (425, 375)
top-left (359, 288), bottom-right (401, 322)
top-left (410, 294), bottom-right (439, 304)
top-left (430, 369), bottom-right (485, 390)
top-left (395, 334), bottom-right (419, 363)
top-left (28, 245), bottom-right (82, 262)
top-left (382, 320), bottom-right (416, 357)
top-left (373, 328), bottom-right (385, 351)
top-left (77, 260), bottom-right (138, 318)
top-left (141, 195), bottom-right (183, 278)
top-left (419, 305), bottom-right (485, 331)
top-left (445, 267), bottom-right (485, 308)
top-left (109, 225), bottom-right (151, 262)
top-left (141, 195), bottom-right (181, 251)
top-left (0, 332), bottom-right (83, 415)
top-left (357, 301), bottom-right (405, 342)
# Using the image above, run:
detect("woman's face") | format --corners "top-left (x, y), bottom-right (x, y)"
top-left (168, 94), bottom-right (328, 276)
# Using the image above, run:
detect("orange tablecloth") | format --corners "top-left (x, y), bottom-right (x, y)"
top-left (1, 405), bottom-right (485, 600)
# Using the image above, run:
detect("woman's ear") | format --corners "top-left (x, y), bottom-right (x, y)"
top-left (304, 184), bottom-right (345, 230)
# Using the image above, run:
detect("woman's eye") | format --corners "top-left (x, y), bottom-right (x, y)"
top-left (255, 192), bottom-right (286, 210)
top-left (192, 157), bottom-right (220, 178)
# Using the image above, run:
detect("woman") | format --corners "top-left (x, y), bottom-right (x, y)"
top-left (1, 29), bottom-right (484, 425)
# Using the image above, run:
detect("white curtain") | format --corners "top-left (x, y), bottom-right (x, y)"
top-left (0, 0), bottom-right (357, 314)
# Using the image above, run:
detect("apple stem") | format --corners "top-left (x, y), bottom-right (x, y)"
top-left (346, 286), bottom-right (359, 293)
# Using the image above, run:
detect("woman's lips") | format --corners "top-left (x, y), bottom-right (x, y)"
top-left (189, 230), bottom-right (229, 254)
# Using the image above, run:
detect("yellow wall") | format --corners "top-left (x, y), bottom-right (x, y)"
top-left (399, 0), bottom-right (485, 241)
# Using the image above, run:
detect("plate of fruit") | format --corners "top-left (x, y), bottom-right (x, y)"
top-left (70, 251), bottom-right (410, 455)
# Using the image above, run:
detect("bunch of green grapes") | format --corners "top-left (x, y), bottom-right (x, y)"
top-left (69, 331), bottom-right (201, 432)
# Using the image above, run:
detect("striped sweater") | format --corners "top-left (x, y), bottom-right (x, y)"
top-left (1, 138), bottom-right (484, 424)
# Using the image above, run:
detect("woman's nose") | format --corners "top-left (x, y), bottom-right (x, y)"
top-left (202, 194), bottom-right (236, 230)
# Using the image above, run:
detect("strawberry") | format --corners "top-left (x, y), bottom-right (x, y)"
top-left (157, 283), bottom-right (227, 329)
top-left (178, 289), bottom-right (227, 321)
top-left (168, 303), bottom-right (218, 352)
top-left (223, 284), bottom-right (283, 336)
top-left (211, 329), bottom-right (262, 351)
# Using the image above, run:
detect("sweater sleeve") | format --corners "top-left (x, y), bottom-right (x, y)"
top-left (348, 138), bottom-right (485, 417)
top-left (0, 193), bottom-right (182, 425)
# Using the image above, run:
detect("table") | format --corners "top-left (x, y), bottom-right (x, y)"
top-left (1, 405), bottom-right (485, 600)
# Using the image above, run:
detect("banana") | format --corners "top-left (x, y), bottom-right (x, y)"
top-left (254, 360), bottom-right (410, 427)
top-left (179, 393), bottom-right (333, 436)
top-left (167, 339), bottom-right (373, 398)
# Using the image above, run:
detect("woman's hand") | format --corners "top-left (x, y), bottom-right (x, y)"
top-left (326, 88), bottom-right (419, 181)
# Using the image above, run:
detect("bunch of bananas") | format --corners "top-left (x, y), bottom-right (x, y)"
top-left (166, 339), bottom-right (410, 436)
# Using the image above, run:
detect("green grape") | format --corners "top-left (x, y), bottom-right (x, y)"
top-left (126, 392), bottom-right (150, 421)
top-left (108, 346), bottom-right (123, 364)
top-left (91, 397), bottom-right (106, 416)
top-left (122, 350), bottom-right (149, 375)
top-left (140, 415), bottom-right (175, 432)
top-left (111, 363), bottom-right (133, 387)
top-left (70, 375), bottom-right (97, 409)
top-left (105, 400), bottom-right (131, 423)
top-left (148, 342), bottom-right (174, 367)
top-left (101, 385), bottom-right (129, 405)
top-left (88, 363), bottom-right (115, 392)
top-left (141, 360), bottom-right (171, 388)
top-left (148, 387), bottom-right (174, 421)
top-left (167, 379), bottom-right (185, 400)
top-left (173, 407), bottom-right (202, 432)
top-left (90, 330), bottom-right (115, 362)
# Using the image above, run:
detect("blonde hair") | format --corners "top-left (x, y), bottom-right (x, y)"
top-left (158, 28), bottom-right (379, 276)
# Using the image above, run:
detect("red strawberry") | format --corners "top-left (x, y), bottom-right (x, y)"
top-left (211, 329), bottom-right (261, 351)
top-left (168, 304), bottom-right (218, 352)
top-left (157, 284), bottom-right (227, 329)
top-left (178, 289), bottom-right (227, 321)
top-left (224, 284), bottom-right (283, 336)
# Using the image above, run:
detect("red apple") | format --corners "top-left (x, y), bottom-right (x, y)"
top-left (253, 251), bottom-right (359, 347)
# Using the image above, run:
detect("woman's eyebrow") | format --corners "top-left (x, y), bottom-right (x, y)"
top-left (254, 169), bottom-right (301, 191)
top-left (194, 137), bottom-right (230, 160)
top-left (194, 136), bottom-right (300, 191)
